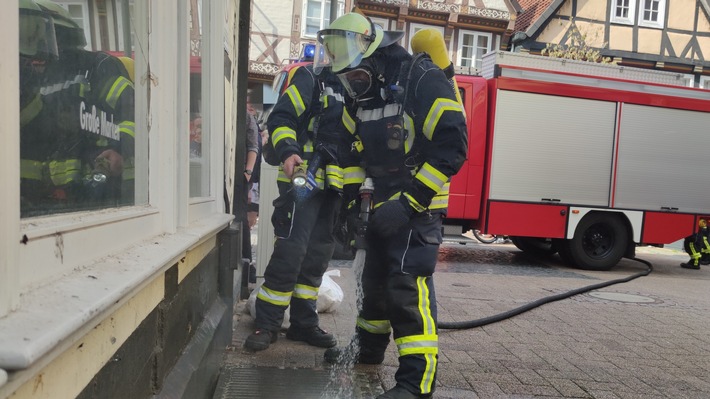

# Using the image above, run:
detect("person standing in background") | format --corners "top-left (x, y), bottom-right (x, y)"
top-left (242, 93), bottom-right (261, 280)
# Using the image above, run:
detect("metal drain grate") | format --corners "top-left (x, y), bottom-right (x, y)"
top-left (212, 366), bottom-right (383, 399)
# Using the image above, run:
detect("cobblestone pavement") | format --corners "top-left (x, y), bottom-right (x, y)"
top-left (222, 241), bottom-right (710, 398)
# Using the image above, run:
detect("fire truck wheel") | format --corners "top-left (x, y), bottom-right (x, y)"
top-left (510, 237), bottom-right (557, 257)
top-left (565, 213), bottom-right (628, 271)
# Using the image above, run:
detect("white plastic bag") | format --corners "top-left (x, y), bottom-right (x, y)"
top-left (317, 269), bottom-right (344, 313)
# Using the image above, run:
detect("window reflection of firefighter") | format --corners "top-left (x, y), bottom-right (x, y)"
top-left (19, 0), bottom-right (60, 214)
top-left (681, 219), bottom-right (710, 270)
top-left (20, 0), bottom-right (135, 217)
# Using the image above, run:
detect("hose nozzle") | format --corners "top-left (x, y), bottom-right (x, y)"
top-left (291, 166), bottom-right (307, 187)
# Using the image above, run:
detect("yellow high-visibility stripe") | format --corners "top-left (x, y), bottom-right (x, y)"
top-left (119, 121), bottom-right (136, 138)
top-left (395, 276), bottom-right (439, 393)
top-left (423, 98), bottom-right (463, 140)
top-left (48, 159), bottom-right (82, 185)
top-left (277, 169), bottom-right (290, 183)
top-left (429, 195), bottom-right (448, 209)
top-left (404, 114), bottom-right (415, 154)
top-left (421, 353), bottom-right (437, 394)
top-left (415, 163), bottom-right (448, 193)
top-left (106, 76), bottom-right (132, 108)
top-left (342, 108), bottom-right (356, 134)
top-left (20, 93), bottom-right (43, 127)
top-left (343, 166), bottom-right (366, 185)
top-left (285, 85), bottom-right (306, 116)
top-left (417, 276), bottom-right (436, 335)
top-left (271, 127), bottom-right (297, 147)
top-left (395, 334), bottom-right (438, 356)
top-left (403, 192), bottom-right (427, 212)
top-left (257, 285), bottom-right (292, 307)
top-left (293, 284), bottom-right (319, 300)
top-left (326, 164), bottom-right (344, 189)
top-left (20, 159), bottom-right (44, 180)
top-left (356, 317), bottom-right (392, 334)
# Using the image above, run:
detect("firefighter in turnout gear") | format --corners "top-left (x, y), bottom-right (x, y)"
top-left (19, 0), bottom-right (59, 213)
top-left (681, 219), bottom-right (710, 269)
top-left (20, 0), bottom-right (135, 217)
top-left (244, 64), bottom-right (357, 351)
top-left (315, 12), bottom-right (468, 399)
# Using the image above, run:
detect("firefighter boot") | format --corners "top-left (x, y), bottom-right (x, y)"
top-left (376, 385), bottom-right (432, 399)
top-left (285, 325), bottom-right (337, 348)
top-left (701, 255), bottom-right (710, 266)
top-left (244, 328), bottom-right (278, 351)
top-left (680, 257), bottom-right (700, 270)
top-left (323, 339), bottom-right (385, 365)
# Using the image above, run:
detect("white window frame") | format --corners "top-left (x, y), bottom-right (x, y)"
top-left (369, 16), bottom-right (389, 30)
top-left (54, 0), bottom-right (93, 50)
top-left (637, 0), bottom-right (666, 29)
top-left (610, 0), bottom-right (637, 25)
top-left (2, 0), bottom-right (227, 313)
top-left (301, 0), bottom-right (344, 38)
top-left (115, 0), bottom-right (136, 52)
top-left (456, 29), bottom-right (493, 72)
top-left (698, 76), bottom-right (710, 89)
top-left (0, 0), bottom-right (231, 372)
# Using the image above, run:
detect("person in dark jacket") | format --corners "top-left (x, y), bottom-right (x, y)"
top-left (681, 219), bottom-right (710, 269)
top-left (315, 12), bottom-right (468, 399)
top-left (243, 63), bottom-right (358, 352)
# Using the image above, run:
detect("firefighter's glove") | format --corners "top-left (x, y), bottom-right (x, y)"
top-left (370, 197), bottom-right (414, 238)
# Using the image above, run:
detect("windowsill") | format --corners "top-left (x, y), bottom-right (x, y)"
top-left (638, 22), bottom-right (664, 29)
top-left (21, 205), bottom-right (159, 240)
top-left (610, 19), bottom-right (634, 25)
top-left (0, 213), bottom-right (232, 370)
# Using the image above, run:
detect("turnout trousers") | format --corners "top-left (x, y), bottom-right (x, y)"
top-left (358, 211), bottom-right (443, 396)
top-left (254, 188), bottom-right (341, 332)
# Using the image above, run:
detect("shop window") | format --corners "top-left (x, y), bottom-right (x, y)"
top-left (20, 0), bottom-right (139, 218)
top-left (699, 76), bottom-right (710, 90)
top-left (458, 30), bottom-right (492, 72)
top-left (302, 0), bottom-right (344, 38)
top-left (189, 0), bottom-right (209, 197)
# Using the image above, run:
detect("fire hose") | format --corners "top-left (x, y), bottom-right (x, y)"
top-left (347, 180), bottom-right (653, 330)
top-left (438, 257), bottom-right (653, 329)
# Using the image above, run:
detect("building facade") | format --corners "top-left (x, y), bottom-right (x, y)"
top-left (512, 0), bottom-right (710, 88)
top-left (247, 0), bottom-right (520, 110)
top-left (1, 0), bottom-right (250, 397)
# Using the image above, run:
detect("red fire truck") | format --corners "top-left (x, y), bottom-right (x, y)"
top-left (272, 51), bottom-right (710, 271)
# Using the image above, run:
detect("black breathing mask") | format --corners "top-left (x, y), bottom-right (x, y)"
top-left (337, 57), bottom-right (384, 100)
top-left (337, 67), bottom-right (374, 99)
